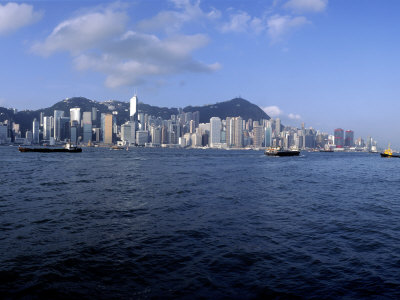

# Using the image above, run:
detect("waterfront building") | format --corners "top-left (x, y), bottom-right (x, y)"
top-left (25, 130), bottom-right (33, 143)
top-left (234, 117), bottom-right (243, 148)
top-left (136, 130), bottom-right (149, 146)
top-left (43, 116), bottom-right (53, 140)
top-left (32, 119), bottom-right (39, 144)
top-left (121, 121), bottom-right (136, 145)
top-left (161, 125), bottom-right (168, 144)
top-left (82, 111), bottom-right (92, 144)
top-left (253, 125), bottom-right (263, 148)
top-left (150, 125), bottom-right (161, 145)
top-left (70, 121), bottom-right (78, 144)
top-left (210, 117), bottom-right (222, 148)
top-left (334, 128), bottom-right (344, 148)
top-left (0, 123), bottom-right (8, 144)
top-left (345, 130), bottom-right (354, 147)
top-left (264, 127), bottom-right (272, 147)
top-left (70, 108), bottom-right (81, 125)
top-left (60, 117), bottom-right (70, 141)
top-left (103, 114), bottom-right (113, 144)
top-left (53, 110), bottom-right (64, 141)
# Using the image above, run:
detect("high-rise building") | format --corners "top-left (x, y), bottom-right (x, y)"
top-left (121, 121), bottom-right (136, 145)
top-left (136, 131), bottom-right (149, 146)
top-left (150, 125), bottom-right (161, 145)
top-left (43, 116), bottom-right (53, 140)
top-left (210, 117), bottom-right (221, 147)
top-left (253, 125), bottom-right (263, 147)
top-left (32, 118), bottom-right (39, 144)
top-left (103, 114), bottom-right (113, 144)
top-left (70, 108), bottom-right (81, 125)
top-left (70, 120), bottom-right (79, 144)
top-left (345, 130), bottom-right (354, 147)
top-left (234, 117), bottom-right (243, 147)
top-left (54, 110), bottom-right (64, 140)
top-left (130, 94), bottom-right (138, 122)
top-left (39, 112), bottom-right (44, 127)
top-left (264, 127), bottom-right (272, 147)
top-left (334, 128), bottom-right (344, 148)
top-left (0, 123), bottom-right (8, 144)
top-left (60, 117), bottom-right (70, 141)
top-left (82, 111), bottom-right (92, 144)
top-left (189, 120), bottom-right (196, 133)
top-left (275, 118), bottom-right (281, 136)
top-left (161, 125), bottom-right (168, 144)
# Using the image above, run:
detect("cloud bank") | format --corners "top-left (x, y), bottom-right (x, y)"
top-left (0, 2), bottom-right (42, 35)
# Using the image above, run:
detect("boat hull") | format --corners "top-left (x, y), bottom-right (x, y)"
top-left (19, 147), bottom-right (82, 153)
top-left (265, 150), bottom-right (300, 156)
top-left (380, 153), bottom-right (400, 158)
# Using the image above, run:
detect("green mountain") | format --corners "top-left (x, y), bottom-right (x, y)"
top-left (0, 97), bottom-right (270, 134)
top-left (183, 98), bottom-right (269, 123)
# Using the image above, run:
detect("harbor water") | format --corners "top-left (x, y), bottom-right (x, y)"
top-left (1, 147), bottom-right (399, 298)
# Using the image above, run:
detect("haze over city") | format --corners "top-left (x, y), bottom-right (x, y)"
top-left (1, 0), bottom-right (399, 146)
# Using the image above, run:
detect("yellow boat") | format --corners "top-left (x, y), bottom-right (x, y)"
top-left (380, 144), bottom-right (400, 157)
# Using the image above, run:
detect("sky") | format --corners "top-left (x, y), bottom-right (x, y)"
top-left (1, 0), bottom-right (400, 147)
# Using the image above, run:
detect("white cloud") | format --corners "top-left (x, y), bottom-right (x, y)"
top-left (32, 8), bottom-right (127, 56)
top-left (284, 0), bottom-right (328, 13)
top-left (0, 2), bottom-right (42, 35)
top-left (32, 3), bottom-right (220, 88)
top-left (263, 106), bottom-right (283, 118)
top-left (74, 32), bottom-right (220, 88)
top-left (288, 113), bottom-right (302, 120)
top-left (136, 0), bottom-right (220, 33)
top-left (267, 14), bottom-right (309, 43)
top-left (221, 12), bottom-right (266, 34)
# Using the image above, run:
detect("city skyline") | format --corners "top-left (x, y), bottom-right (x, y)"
top-left (1, 0), bottom-right (400, 146)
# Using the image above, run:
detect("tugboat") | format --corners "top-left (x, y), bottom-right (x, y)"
top-left (264, 147), bottom-right (300, 157)
top-left (19, 143), bottom-right (82, 153)
top-left (380, 144), bottom-right (400, 158)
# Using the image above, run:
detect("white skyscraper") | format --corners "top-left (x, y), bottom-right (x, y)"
top-left (210, 117), bottom-right (222, 148)
top-left (70, 108), bottom-right (81, 125)
top-left (130, 94), bottom-right (138, 122)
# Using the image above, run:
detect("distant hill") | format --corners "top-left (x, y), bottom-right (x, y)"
top-left (0, 97), bottom-right (270, 134)
top-left (183, 98), bottom-right (269, 123)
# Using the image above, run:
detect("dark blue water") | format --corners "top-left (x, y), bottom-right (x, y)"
top-left (1, 146), bottom-right (400, 299)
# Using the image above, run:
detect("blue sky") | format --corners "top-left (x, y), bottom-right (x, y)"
top-left (1, 0), bottom-right (400, 147)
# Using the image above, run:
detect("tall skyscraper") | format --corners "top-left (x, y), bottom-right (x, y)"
top-left (70, 108), bottom-right (81, 125)
top-left (54, 110), bottom-right (64, 141)
top-left (264, 127), bottom-right (272, 147)
top-left (210, 117), bottom-right (222, 147)
top-left (334, 128), bottom-right (344, 148)
top-left (253, 125), bottom-right (263, 147)
top-left (103, 114), bottom-right (113, 144)
top-left (345, 130), bottom-right (354, 147)
top-left (32, 118), bottom-right (39, 144)
top-left (275, 118), bottom-right (281, 136)
top-left (43, 116), bottom-right (53, 140)
top-left (130, 94), bottom-right (138, 122)
top-left (234, 117), bottom-right (243, 147)
top-left (82, 111), bottom-right (92, 144)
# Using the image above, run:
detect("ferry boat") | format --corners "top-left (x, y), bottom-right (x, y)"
top-left (19, 143), bottom-right (82, 153)
top-left (265, 147), bottom-right (300, 157)
top-left (380, 144), bottom-right (400, 157)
